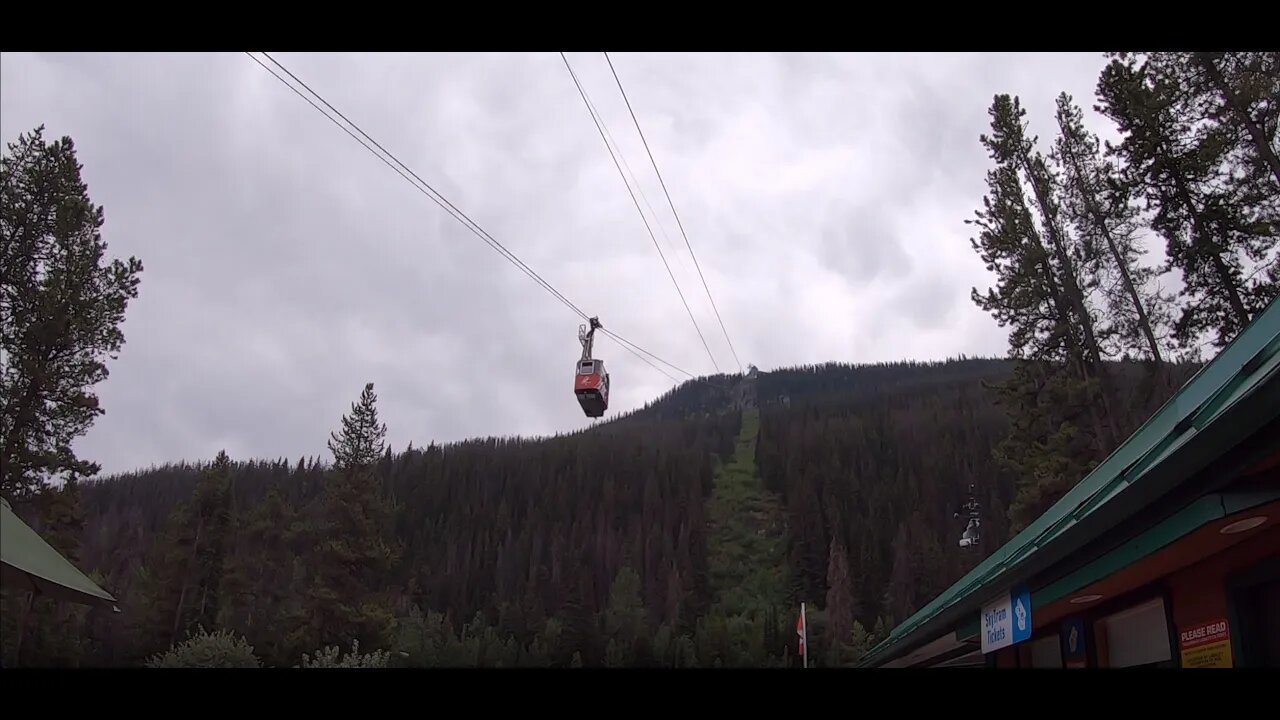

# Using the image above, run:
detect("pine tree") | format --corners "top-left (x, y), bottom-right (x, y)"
top-left (556, 579), bottom-right (598, 666)
top-left (296, 383), bottom-right (399, 654)
top-left (969, 95), bottom-right (1115, 530)
top-left (870, 616), bottom-right (891, 647)
top-left (0, 127), bottom-right (144, 502)
top-left (188, 452), bottom-right (234, 635)
top-left (1141, 52), bottom-right (1280, 189)
top-left (1052, 92), bottom-right (1170, 364)
top-left (823, 536), bottom-right (856, 651)
top-left (884, 520), bottom-right (914, 623)
top-left (982, 95), bottom-right (1107, 375)
top-left (132, 451), bottom-right (235, 652)
top-left (969, 106), bottom-right (1080, 369)
top-left (848, 620), bottom-right (870, 663)
top-left (602, 566), bottom-right (647, 661)
top-left (994, 363), bottom-right (1101, 531)
top-left (219, 485), bottom-right (301, 666)
top-left (1097, 56), bottom-right (1276, 349)
top-left (663, 563), bottom-right (684, 630)
top-left (37, 476), bottom-right (86, 561)
top-left (1180, 53), bottom-right (1280, 317)
top-left (328, 382), bottom-right (387, 472)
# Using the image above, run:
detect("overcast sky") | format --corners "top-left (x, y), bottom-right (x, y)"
top-left (1, 52), bottom-right (1119, 475)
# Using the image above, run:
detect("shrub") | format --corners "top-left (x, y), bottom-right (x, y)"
top-left (146, 628), bottom-right (261, 668)
top-left (299, 639), bottom-right (390, 668)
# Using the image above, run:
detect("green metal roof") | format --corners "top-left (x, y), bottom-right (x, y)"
top-left (858, 297), bottom-right (1280, 667)
top-left (0, 497), bottom-right (118, 608)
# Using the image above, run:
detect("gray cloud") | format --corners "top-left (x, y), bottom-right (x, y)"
top-left (820, 206), bottom-right (913, 284)
top-left (2, 51), bottom-right (1115, 474)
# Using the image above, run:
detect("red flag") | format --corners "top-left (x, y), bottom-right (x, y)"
top-left (797, 602), bottom-right (808, 666)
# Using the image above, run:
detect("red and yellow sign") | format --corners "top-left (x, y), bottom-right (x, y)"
top-left (1178, 618), bottom-right (1233, 668)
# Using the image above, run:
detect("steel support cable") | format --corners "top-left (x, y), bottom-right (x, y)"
top-left (581, 79), bottom-right (690, 277)
top-left (254, 52), bottom-right (586, 321)
top-left (604, 52), bottom-right (743, 373)
top-left (246, 52), bottom-right (689, 384)
top-left (559, 52), bottom-right (721, 375)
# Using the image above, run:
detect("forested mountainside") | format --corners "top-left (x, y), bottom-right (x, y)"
top-left (1, 358), bottom-right (1198, 668)
top-left (756, 358), bottom-right (1198, 631)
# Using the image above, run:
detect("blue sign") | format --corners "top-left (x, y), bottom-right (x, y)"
top-left (981, 584), bottom-right (1033, 653)
top-left (1061, 616), bottom-right (1087, 667)
top-left (1011, 585), bottom-right (1032, 644)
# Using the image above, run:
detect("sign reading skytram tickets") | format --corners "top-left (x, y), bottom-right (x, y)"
top-left (981, 585), bottom-right (1032, 654)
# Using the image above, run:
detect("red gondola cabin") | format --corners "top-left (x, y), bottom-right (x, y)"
top-left (575, 358), bottom-right (609, 418)
top-left (575, 317), bottom-right (609, 418)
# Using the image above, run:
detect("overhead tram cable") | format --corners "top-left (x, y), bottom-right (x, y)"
top-left (604, 52), bottom-right (743, 374)
top-left (246, 53), bottom-right (580, 322)
top-left (580, 74), bottom-right (692, 280)
top-left (245, 52), bottom-right (688, 386)
top-left (559, 52), bottom-right (722, 376)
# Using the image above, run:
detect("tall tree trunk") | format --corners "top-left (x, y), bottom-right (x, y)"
top-left (1104, 232), bottom-right (1164, 363)
top-left (1058, 140), bottom-right (1165, 364)
top-left (1195, 52), bottom-right (1280, 188)
top-left (1170, 172), bottom-right (1251, 324)
top-left (1209, 251), bottom-right (1252, 322)
top-left (197, 584), bottom-right (209, 627)
top-left (1018, 154), bottom-right (1118, 449)
top-left (171, 515), bottom-right (205, 645)
top-left (1019, 155), bottom-right (1106, 370)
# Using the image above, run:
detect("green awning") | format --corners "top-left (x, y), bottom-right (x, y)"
top-left (1, 497), bottom-right (118, 609)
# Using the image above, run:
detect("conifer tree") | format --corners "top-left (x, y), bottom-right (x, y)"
top-left (133, 451), bottom-right (234, 651)
top-left (220, 485), bottom-right (301, 666)
top-left (1097, 56), bottom-right (1276, 349)
top-left (823, 536), bottom-right (856, 650)
top-left (297, 383), bottom-right (399, 653)
top-left (969, 95), bottom-right (1115, 529)
top-left (1139, 52), bottom-right (1280, 189)
top-left (602, 566), bottom-right (647, 660)
top-left (1052, 92), bottom-right (1170, 364)
top-left (328, 382), bottom-right (387, 472)
top-left (1, 127), bottom-right (143, 501)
